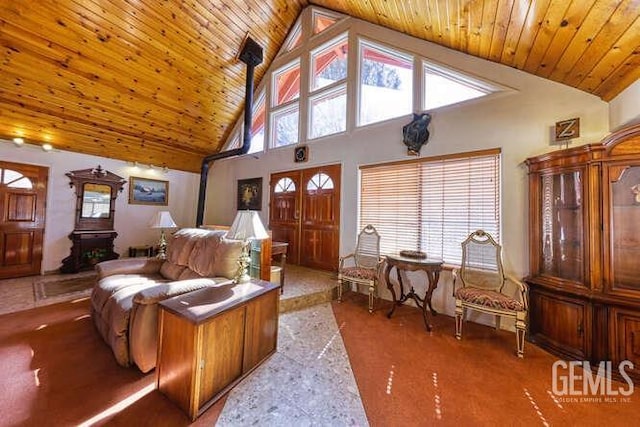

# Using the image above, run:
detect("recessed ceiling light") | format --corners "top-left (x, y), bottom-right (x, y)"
top-left (13, 137), bottom-right (24, 145)
top-left (42, 143), bottom-right (53, 151)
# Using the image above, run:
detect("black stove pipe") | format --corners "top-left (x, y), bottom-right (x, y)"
top-left (195, 36), bottom-right (263, 227)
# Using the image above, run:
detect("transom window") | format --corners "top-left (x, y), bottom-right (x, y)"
top-left (1, 168), bottom-right (33, 189)
top-left (274, 177), bottom-right (296, 193)
top-left (359, 150), bottom-right (501, 265)
top-left (307, 173), bottom-right (334, 191)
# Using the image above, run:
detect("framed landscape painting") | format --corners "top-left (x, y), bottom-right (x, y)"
top-left (129, 176), bottom-right (169, 205)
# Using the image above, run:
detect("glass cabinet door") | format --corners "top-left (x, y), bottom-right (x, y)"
top-left (610, 165), bottom-right (640, 291)
top-left (540, 170), bottom-right (584, 283)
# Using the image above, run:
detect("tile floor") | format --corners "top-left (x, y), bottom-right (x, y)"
top-left (0, 264), bottom-right (370, 426)
top-left (218, 303), bottom-right (368, 426)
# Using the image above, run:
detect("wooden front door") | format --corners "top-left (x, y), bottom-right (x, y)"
top-left (269, 164), bottom-right (340, 271)
top-left (0, 161), bottom-right (48, 279)
top-left (269, 172), bottom-right (302, 265)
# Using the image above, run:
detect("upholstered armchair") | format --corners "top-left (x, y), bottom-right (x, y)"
top-left (338, 224), bottom-right (383, 313)
top-left (452, 230), bottom-right (529, 357)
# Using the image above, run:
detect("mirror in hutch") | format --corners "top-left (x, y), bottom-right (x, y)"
top-left (61, 166), bottom-right (126, 273)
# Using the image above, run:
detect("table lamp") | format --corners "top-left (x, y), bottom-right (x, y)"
top-left (149, 211), bottom-right (177, 259)
top-left (226, 210), bottom-right (269, 283)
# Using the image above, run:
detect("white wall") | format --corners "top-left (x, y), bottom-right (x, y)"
top-left (203, 19), bottom-right (611, 326)
top-left (0, 140), bottom-right (199, 273)
top-left (610, 79), bottom-right (640, 130)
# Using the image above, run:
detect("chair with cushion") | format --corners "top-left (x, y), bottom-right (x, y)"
top-left (338, 224), bottom-right (383, 313)
top-left (452, 230), bottom-right (528, 357)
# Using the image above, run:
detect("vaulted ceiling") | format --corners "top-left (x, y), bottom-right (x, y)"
top-left (1, 1), bottom-right (639, 172)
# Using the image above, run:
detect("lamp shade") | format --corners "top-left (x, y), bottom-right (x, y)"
top-left (226, 210), bottom-right (269, 241)
top-left (149, 211), bottom-right (177, 229)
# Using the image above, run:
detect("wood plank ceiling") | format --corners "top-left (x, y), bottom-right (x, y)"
top-left (1, 0), bottom-right (639, 172)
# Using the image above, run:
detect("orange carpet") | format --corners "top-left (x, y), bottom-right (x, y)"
top-left (0, 297), bottom-right (224, 426)
top-left (332, 294), bottom-right (640, 426)
top-left (2, 293), bottom-right (638, 426)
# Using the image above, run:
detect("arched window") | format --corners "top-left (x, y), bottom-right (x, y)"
top-left (274, 177), bottom-right (296, 193)
top-left (306, 172), bottom-right (334, 191)
top-left (1, 168), bottom-right (33, 189)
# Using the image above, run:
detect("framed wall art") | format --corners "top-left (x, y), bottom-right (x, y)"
top-left (129, 176), bottom-right (169, 206)
top-left (237, 177), bottom-right (262, 210)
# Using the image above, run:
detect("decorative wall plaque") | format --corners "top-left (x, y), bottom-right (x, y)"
top-left (555, 117), bottom-right (580, 141)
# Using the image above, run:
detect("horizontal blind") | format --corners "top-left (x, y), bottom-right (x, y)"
top-left (360, 162), bottom-right (421, 255)
top-left (360, 151), bottom-right (500, 265)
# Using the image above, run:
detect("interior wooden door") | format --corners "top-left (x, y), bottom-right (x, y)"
top-left (269, 171), bottom-right (301, 265)
top-left (269, 164), bottom-right (341, 271)
top-left (0, 161), bottom-right (48, 279)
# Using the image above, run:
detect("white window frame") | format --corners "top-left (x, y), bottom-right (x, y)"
top-left (357, 38), bottom-right (414, 128)
top-left (308, 84), bottom-right (347, 140)
top-left (283, 21), bottom-right (303, 53)
top-left (309, 33), bottom-right (348, 92)
top-left (270, 102), bottom-right (300, 148)
top-left (271, 59), bottom-right (301, 108)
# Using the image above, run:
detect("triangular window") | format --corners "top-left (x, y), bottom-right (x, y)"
top-left (224, 91), bottom-right (265, 154)
top-left (283, 20), bottom-right (302, 52)
top-left (249, 92), bottom-right (266, 154)
top-left (224, 129), bottom-right (241, 150)
top-left (312, 9), bottom-right (342, 35)
top-left (423, 62), bottom-right (496, 110)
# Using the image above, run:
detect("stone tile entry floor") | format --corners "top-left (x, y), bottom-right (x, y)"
top-left (217, 302), bottom-right (368, 426)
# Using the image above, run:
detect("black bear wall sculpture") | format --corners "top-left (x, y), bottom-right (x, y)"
top-left (402, 113), bottom-right (432, 155)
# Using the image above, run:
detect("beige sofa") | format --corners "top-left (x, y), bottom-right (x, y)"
top-left (91, 228), bottom-right (242, 373)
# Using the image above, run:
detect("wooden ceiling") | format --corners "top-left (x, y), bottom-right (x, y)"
top-left (1, 1), bottom-right (638, 172)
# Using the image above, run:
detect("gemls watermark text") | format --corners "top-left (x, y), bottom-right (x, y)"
top-left (552, 360), bottom-right (634, 403)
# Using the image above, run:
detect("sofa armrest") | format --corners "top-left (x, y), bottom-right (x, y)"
top-left (96, 258), bottom-right (163, 279)
top-left (132, 278), bottom-right (232, 305)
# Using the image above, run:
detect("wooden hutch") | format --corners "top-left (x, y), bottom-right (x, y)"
top-left (525, 124), bottom-right (640, 381)
top-left (61, 166), bottom-right (126, 273)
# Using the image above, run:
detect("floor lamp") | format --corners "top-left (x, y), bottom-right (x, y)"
top-left (149, 211), bottom-right (177, 259)
top-left (226, 210), bottom-right (269, 284)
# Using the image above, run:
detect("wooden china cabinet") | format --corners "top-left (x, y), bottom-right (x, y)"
top-left (525, 124), bottom-right (640, 381)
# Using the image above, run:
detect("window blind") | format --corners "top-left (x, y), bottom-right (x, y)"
top-left (360, 149), bottom-right (500, 265)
